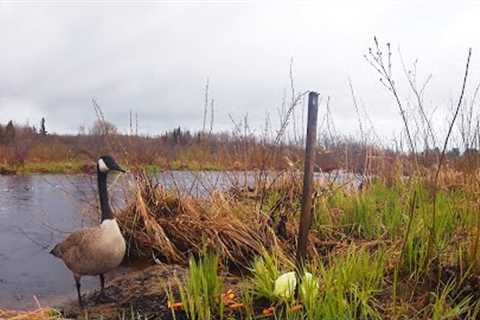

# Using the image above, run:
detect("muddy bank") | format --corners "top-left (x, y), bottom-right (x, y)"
top-left (59, 264), bottom-right (187, 319)
top-left (58, 262), bottom-right (247, 320)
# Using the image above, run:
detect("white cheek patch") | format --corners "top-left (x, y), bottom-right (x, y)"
top-left (98, 158), bottom-right (109, 172)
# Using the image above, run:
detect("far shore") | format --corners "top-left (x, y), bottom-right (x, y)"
top-left (0, 161), bottom-right (242, 175)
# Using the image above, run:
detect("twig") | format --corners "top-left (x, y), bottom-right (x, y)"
top-left (364, 37), bottom-right (417, 165)
top-left (428, 47), bottom-right (472, 267)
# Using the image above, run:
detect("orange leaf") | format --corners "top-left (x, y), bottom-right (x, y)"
top-left (262, 307), bottom-right (275, 316)
top-left (167, 301), bottom-right (183, 310)
top-left (221, 290), bottom-right (236, 304)
top-left (228, 303), bottom-right (244, 310)
top-left (289, 304), bottom-right (303, 313)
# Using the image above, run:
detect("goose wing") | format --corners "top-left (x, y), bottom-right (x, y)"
top-left (51, 222), bottom-right (125, 275)
top-left (50, 226), bottom-right (101, 260)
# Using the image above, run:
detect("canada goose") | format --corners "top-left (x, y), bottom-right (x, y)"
top-left (50, 155), bottom-right (126, 307)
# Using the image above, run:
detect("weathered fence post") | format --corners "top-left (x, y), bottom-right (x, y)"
top-left (296, 91), bottom-right (319, 269)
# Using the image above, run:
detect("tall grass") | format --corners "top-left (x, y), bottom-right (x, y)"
top-left (309, 247), bottom-right (385, 320)
top-left (177, 252), bottom-right (224, 320)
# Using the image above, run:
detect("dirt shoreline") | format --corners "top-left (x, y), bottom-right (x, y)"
top-left (58, 264), bottom-right (187, 319)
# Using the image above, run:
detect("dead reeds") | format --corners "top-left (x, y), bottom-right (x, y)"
top-left (118, 171), bottom-right (285, 269)
top-left (0, 307), bottom-right (56, 320)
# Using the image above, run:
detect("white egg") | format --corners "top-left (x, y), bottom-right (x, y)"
top-left (273, 271), bottom-right (317, 299)
top-left (274, 271), bottom-right (297, 298)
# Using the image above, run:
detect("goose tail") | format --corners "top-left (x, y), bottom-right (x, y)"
top-left (50, 244), bottom-right (61, 257)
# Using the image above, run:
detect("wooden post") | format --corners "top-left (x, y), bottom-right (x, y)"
top-left (296, 91), bottom-right (319, 269)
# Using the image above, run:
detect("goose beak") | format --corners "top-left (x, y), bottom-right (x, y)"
top-left (115, 166), bottom-right (126, 173)
top-left (111, 162), bottom-right (126, 173)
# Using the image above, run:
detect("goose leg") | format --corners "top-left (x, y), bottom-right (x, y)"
top-left (99, 274), bottom-right (105, 293)
top-left (96, 274), bottom-right (111, 303)
top-left (74, 275), bottom-right (83, 307)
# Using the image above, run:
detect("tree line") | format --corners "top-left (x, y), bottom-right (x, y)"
top-left (0, 118), bottom-right (48, 145)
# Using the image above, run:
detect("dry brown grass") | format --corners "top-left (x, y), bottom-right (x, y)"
top-left (0, 308), bottom-right (56, 320)
top-left (117, 171), bottom-right (287, 269)
top-left (116, 168), bottom-right (366, 273)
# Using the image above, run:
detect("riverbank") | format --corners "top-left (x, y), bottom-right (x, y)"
top-left (2, 262), bottom-right (246, 320)
top-left (0, 160), bottom-right (231, 175)
top-left (0, 264), bottom-right (185, 320)
top-left (60, 264), bottom-right (187, 319)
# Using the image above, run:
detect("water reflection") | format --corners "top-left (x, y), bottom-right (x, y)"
top-left (0, 174), bottom-right (100, 309)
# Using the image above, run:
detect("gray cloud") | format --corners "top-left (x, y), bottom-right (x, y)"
top-left (1, 0), bottom-right (479, 140)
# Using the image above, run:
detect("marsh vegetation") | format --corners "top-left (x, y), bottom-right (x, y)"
top-left (3, 38), bottom-right (480, 319)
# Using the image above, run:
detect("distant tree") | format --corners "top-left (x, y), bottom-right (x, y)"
top-left (89, 120), bottom-right (118, 136)
top-left (166, 126), bottom-right (193, 145)
top-left (5, 121), bottom-right (15, 144)
top-left (173, 126), bottom-right (181, 144)
top-left (40, 117), bottom-right (47, 135)
top-left (78, 125), bottom-right (86, 135)
top-left (0, 124), bottom-right (3, 144)
top-left (447, 147), bottom-right (460, 157)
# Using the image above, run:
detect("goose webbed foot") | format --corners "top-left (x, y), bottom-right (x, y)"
top-left (95, 290), bottom-right (114, 303)
top-left (95, 274), bottom-right (114, 303)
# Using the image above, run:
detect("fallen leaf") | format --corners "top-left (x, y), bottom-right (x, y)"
top-left (228, 303), bottom-right (244, 310)
top-left (289, 304), bottom-right (303, 313)
top-left (167, 301), bottom-right (183, 310)
top-left (262, 306), bottom-right (275, 316)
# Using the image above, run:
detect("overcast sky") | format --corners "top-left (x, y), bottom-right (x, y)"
top-left (1, 0), bottom-right (479, 141)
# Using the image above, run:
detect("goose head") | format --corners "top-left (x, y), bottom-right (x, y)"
top-left (97, 155), bottom-right (125, 173)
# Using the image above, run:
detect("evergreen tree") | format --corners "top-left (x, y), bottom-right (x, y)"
top-left (5, 121), bottom-right (15, 144)
top-left (40, 117), bottom-right (47, 135)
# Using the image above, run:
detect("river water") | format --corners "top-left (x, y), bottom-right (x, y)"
top-left (0, 171), bottom-right (357, 309)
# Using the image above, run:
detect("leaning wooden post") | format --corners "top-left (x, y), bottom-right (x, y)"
top-left (296, 91), bottom-right (319, 269)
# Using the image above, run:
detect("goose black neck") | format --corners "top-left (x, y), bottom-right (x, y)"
top-left (97, 170), bottom-right (113, 221)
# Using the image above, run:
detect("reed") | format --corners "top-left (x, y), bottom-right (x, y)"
top-left (117, 170), bottom-right (280, 269)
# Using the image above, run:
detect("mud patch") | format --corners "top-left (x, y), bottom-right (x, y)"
top-left (59, 264), bottom-right (187, 319)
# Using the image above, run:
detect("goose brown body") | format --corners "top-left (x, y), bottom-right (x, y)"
top-left (50, 219), bottom-right (126, 276)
